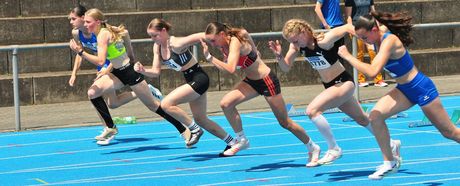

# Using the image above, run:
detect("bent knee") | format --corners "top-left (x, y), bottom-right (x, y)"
top-left (305, 107), bottom-right (321, 119)
top-left (220, 100), bottom-right (234, 110)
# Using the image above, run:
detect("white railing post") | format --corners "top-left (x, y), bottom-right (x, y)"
top-left (12, 46), bottom-right (21, 131)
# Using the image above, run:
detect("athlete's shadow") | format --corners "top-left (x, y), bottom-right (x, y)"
top-left (316, 169), bottom-right (416, 181)
top-left (315, 170), bottom-right (374, 181)
top-left (171, 153), bottom-right (263, 162)
top-left (103, 145), bottom-right (183, 154)
top-left (234, 160), bottom-right (304, 172)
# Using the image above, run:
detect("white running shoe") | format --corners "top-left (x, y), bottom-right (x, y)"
top-left (186, 128), bottom-right (204, 148)
top-left (148, 84), bottom-right (163, 100)
top-left (95, 126), bottom-right (118, 141)
top-left (369, 156), bottom-right (402, 180)
top-left (376, 140), bottom-right (402, 170)
top-left (94, 127), bottom-right (108, 141)
top-left (306, 144), bottom-right (321, 167)
top-left (180, 127), bottom-right (192, 145)
top-left (96, 135), bottom-right (115, 145)
top-left (317, 147), bottom-right (342, 165)
top-left (219, 139), bottom-right (250, 157)
top-left (359, 82), bottom-right (369, 87)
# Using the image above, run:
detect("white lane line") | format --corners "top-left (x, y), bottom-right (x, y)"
top-left (36, 164), bottom-right (238, 185)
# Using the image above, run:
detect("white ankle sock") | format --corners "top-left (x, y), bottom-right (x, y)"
top-left (364, 123), bottom-right (374, 134)
top-left (311, 115), bottom-right (338, 149)
top-left (223, 134), bottom-right (237, 146)
top-left (306, 138), bottom-right (318, 152)
top-left (188, 121), bottom-right (200, 132)
top-left (236, 131), bottom-right (247, 141)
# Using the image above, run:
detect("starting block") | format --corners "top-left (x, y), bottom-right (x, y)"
top-left (408, 109), bottom-right (460, 128)
top-left (343, 105), bottom-right (408, 122)
top-left (286, 104), bottom-right (341, 117)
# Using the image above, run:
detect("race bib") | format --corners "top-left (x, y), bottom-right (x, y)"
top-left (163, 59), bottom-right (182, 71)
top-left (304, 56), bottom-right (331, 70)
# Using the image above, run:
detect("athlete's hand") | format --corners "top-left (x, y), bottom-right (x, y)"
top-left (268, 40), bottom-right (282, 56)
top-left (95, 68), bottom-right (108, 81)
top-left (200, 39), bottom-right (210, 59)
top-left (68, 75), bottom-right (76, 87)
top-left (337, 45), bottom-right (351, 59)
top-left (134, 61), bottom-right (145, 73)
top-left (69, 39), bottom-right (82, 53)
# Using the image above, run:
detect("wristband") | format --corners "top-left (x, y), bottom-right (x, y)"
top-left (78, 49), bottom-right (84, 56)
top-left (205, 53), bottom-right (213, 61)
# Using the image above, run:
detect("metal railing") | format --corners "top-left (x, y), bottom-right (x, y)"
top-left (1, 22), bottom-right (460, 131)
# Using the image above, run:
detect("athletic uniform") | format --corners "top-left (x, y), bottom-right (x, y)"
top-left (300, 39), bottom-right (353, 89)
top-left (106, 33), bottom-right (144, 86)
top-left (160, 48), bottom-right (209, 95)
top-left (222, 49), bottom-right (281, 97)
top-left (380, 33), bottom-right (439, 106)
top-left (78, 30), bottom-right (110, 71)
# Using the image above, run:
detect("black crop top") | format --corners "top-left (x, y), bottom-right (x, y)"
top-left (161, 48), bottom-right (193, 71)
top-left (299, 39), bottom-right (342, 70)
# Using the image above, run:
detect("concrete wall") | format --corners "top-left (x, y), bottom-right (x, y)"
top-left (1, 48), bottom-right (459, 107)
top-left (0, 0), bottom-right (459, 107)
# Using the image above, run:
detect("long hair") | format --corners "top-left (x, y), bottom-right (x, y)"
top-left (147, 18), bottom-right (172, 31)
top-left (282, 19), bottom-right (322, 41)
top-left (205, 22), bottom-right (248, 44)
top-left (85, 8), bottom-right (126, 42)
top-left (354, 11), bottom-right (414, 46)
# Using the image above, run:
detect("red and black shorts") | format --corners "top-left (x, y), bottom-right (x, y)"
top-left (243, 71), bottom-right (281, 97)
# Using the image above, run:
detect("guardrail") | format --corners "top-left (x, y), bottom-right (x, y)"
top-left (1, 22), bottom-right (460, 131)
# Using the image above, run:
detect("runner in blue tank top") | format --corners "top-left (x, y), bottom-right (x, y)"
top-left (269, 18), bottom-right (399, 168)
top-left (338, 11), bottom-right (460, 180)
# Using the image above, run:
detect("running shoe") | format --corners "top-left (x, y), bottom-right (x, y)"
top-left (306, 144), bottom-right (321, 167)
top-left (359, 82), bottom-right (369, 87)
top-left (96, 135), bottom-right (115, 145)
top-left (95, 126), bottom-right (118, 141)
top-left (369, 156), bottom-right (402, 180)
top-left (374, 81), bottom-right (388, 87)
top-left (94, 127), bottom-right (108, 140)
top-left (180, 127), bottom-right (192, 145)
top-left (219, 139), bottom-right (250, 157)
top-left (375, 140), bottom-right (402, 171)
top-left (148, 84), bottom-right (163, 100)
top-left (317, 147), bottom-right (342, 165)
top-left (186, 128), bottom-right (204, 148)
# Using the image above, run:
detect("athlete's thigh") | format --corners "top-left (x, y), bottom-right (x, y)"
top-left (163, 84), bottom-right (200, 106)
top-left (265, 93), bottom-right (289, 120)
top-left (372, 88), bottom-right (414, 118)
top-left (421, 98), bottom-right (456, 132)
top-left (308, 81), bottom-right (355, 112)
top-left (221, 81), bottom-right (259, 106)
top-left (130, 81), bottom-right (159, 109)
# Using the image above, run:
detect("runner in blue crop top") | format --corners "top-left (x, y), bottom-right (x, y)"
top-left (135, 18), bottom-right (245, 155)
top-left (68, 6), bottom-right (111, 87)
top-left (270, 18), bottom-right (399, 167)
top-left (338, 11), bottom-right (460, 180)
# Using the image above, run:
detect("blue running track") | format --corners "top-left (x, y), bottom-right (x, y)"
top-left (1, 95), bottom-right (460, 185)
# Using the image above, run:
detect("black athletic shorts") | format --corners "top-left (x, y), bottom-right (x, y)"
top-left (243, 70), bottom-right (281, 97)
top-left (183, 63), bottom-right (209, 95)
top-left (111, 63), bottom-right (144, 86)
top-left (322, 70), bottom-right (354, 89)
